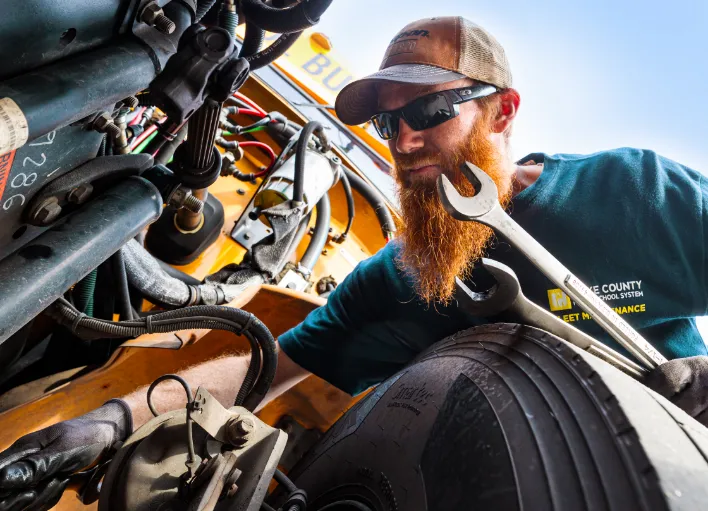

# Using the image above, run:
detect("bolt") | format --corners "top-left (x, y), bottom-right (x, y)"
top-left (243, 232), bottom-right (251, 240)
top-left (237, 188), bottom-right (245, 195)
top-left (168, 186), bottom-right (204, 214)
top-left (67, 183), bottom-right (94, 205)
top-left (322, 249), bottom-right (328, 255)
top-left (92, 113), bottom-right (122, 139)
top-left (32, 198), bottom-right (62, 225)
top-left (123, 96), bottom-right (139, 108)
top-left (140, 2), bottom-right (176, 34)
top-left (226, 483), bottom-right (238, 498)
top-left (226, 417), bottom-right (255, 445)
top-left (182, 194), bottom-right (204, 214)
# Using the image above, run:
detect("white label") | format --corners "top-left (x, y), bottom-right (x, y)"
top-left (339, 247), bottom-right (359, 268)
top-left (0, 98), bottom-right (29, 155)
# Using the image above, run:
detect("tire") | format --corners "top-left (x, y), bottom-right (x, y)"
top-left (271, 323), bottom-right (708, 511)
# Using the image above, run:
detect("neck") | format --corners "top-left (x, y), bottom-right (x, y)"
top-left (512, 162), bottom-right (543, 196)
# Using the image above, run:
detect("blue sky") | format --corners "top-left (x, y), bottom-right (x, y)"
top-left (316, 0), bottom-right (707, 172)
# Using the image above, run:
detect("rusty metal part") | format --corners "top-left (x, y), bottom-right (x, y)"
top-left (176, 188), bottom-right (208, 231)
top-left (169, 186), bottom-right (205, 215)
top-left (140, 1), bottom-right (176, 34)
top-left (67, 183), bottom-right (94, 205)
top-left (123, 95), bottom-right (140, 108)
top-left (99, 387), bottom-right (287, 511)
top-left (30, 197), bottom-right (62, 225)
top-left (92, 112), bottom-right (122, 140)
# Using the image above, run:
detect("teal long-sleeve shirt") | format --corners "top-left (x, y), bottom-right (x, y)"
top-left (279, 148), bottom-right (708, 395)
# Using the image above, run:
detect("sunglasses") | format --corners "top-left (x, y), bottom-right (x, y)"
top-left (371, 84), bottom-right (499, 140)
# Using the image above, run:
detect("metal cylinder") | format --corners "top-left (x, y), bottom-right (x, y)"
top-left (0, 177), bottom-right (163, 343)
top-left (253, 149), bottom-right (339, 218)
top-left (176, 188), bottom-right (208, 231)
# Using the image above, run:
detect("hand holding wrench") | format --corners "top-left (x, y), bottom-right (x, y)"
top-left (437, 162), bottom-right (667, 369)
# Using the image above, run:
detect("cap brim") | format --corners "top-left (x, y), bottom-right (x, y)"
top-left (334, 64), bottom-right (466, 125)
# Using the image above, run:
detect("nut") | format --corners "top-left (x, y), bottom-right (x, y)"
top-left (67, 183), bottom-right (94, 205)
top-left (31, 198), bottom-right (62, 225)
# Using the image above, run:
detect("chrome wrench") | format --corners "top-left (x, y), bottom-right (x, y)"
top-left (438, 162), bottom-right (667, 369)
top-left (455, 258), bottom-right (647, 378)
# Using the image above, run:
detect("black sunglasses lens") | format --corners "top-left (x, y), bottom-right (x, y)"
top-left (404, 93), bottom-right (454, 130)
top-left (372, 112), bottom-right (397, 140)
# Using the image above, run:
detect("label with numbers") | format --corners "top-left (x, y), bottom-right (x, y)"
top-left (0, 98), bottom-right (28, 155)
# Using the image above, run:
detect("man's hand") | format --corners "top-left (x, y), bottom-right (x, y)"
top-left (645, 356), bottom-right (708, 426)
top-left (0, 400), bottom-right (131, 511)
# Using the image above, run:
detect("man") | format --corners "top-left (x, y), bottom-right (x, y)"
top-left (0, 16), bottom-right (707, 508)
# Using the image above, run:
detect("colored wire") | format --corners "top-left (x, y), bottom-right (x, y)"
top-left (129, 123), bottom-right (159, 151)
top-left (132, 131), bottom-right (158, 154)
top-left (238, 141), bottom-right (276, 169)
top-left (236, 108), bottom-right (266, 118)
top-left (129, 106), bottom-right (146, 126)
top-left (233, 92), bottom-right (267, 115)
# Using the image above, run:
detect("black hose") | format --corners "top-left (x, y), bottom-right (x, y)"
top-left (240, 0), bottom-right (333, 33)
top-left (287, 211), bottom-right (312, 257)
top-left (112, 251), bottom-right (134, 321)
top-left (245, 31), bottom-right (303, 71)
top-left (342, 166), bottom-right (396, 240)
top-left (293, 120), bottom-right (324, 203)
top-left (195, 0), bottom-right (218, 22)
top-left (300, 194), bottom-right (330, 271)
top-left (337, 172), bottom-right (354, 242)
top-left (50, 299), bottom-right (277, 411)
top-left (157, 259), bottom-right (202, 286)
top-left (154, 122), bottom-right (188, 166)
top-left (239, 21), bottom-right (265, 58)
top-left (273, 469), bottom-right (298, 493)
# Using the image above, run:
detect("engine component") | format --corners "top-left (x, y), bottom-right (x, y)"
top-left (98, 386), bottom-right (287, 511)
top-left (25, 153), bottom-right (154, 226)
top-left (0, 176), bottom-right (163, 343)
top-left (232, 148), bottom-right (340, 251)
top-left (0, 1), bottom-right (194, 151)
top-left (270, 324), bottom-right (708, 510)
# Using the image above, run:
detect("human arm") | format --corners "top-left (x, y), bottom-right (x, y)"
top-left (0, 343), bottom-right (309, 510)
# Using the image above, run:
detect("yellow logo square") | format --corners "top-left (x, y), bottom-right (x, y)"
top-left (547, 289), bottom-right (572, 311)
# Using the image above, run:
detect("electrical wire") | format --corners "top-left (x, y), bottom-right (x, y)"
top-left (336, 172), bottom-right (355, 242)
top-left (234, 108), bottom-right (266, 118)
top-left (239, 141), bottom-right (277, 170)
top-left (233, 92), bottom-right (267, 115)
top-left (130, 123), bottom-right (159, 151)
top-left (132, 131), bottom-right (158, 154)
top-left (129, 107), bottom-right (146, 126)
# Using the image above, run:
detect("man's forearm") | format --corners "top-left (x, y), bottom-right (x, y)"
top-left (122, 353), bottom-right (250, 428)
top-left (122, 342), bottom-right (311, 429)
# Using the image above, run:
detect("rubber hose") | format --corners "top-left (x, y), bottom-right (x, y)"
top-left (239, 21), bottom-right (265, 58)
top-left (154, 123), bottom-right (188, 166)
top-left (293, 120), bottom-right (324, 203)
top-left (342, 166), bottom-right (396, 239)
top-left (195, 0), bottom-right (218, 22)
top-left (112, 251), bottom-right (134, 321)
top-left (218, 3), bottom-right (239, 37)
top-left (73, 270), bottom-right (97, 317)
top-left (245, 31), bottom-right (303, 70)
top-left (300, 193), bottom-right (330, 271)
top-left (240, 0), bottom-right (334, 33)
top-left (273, 469), bottom-right (298, 493)
top-left (50, 300), bottom-right (277, 411)
top-left (339, 172), bottom-right (354, 240)
top-left (157, 259), bottom-right (202, 286)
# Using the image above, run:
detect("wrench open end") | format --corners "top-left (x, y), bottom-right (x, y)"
top-left (436, 162), bottom-right (501, 221)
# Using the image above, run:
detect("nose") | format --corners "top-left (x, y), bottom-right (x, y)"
top-left (393, 117), bottom-right (424, 154)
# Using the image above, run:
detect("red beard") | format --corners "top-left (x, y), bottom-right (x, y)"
top-left (392, 121), bottom-right (513, 304)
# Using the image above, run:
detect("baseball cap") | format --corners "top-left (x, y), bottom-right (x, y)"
top-left (335, 16), bottom-right (512, 125)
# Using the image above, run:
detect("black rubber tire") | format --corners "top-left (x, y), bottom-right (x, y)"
top-left (271, 323), bottom-right (708, 511)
